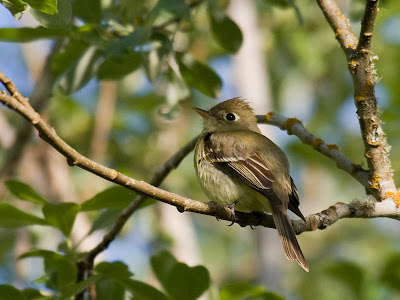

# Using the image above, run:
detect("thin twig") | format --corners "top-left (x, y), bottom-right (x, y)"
top-left (257, 113), bottom-right (370, 189)
top-left (0, 39), bottom-right (64, 186)
top-left (293, 198), bottom-right (400, 234)
top-left (2, 83), bottom-right (399, 229)
top-left (84, 135), bottom-right (199, 265)
top-left (0, 72), bottom-right (30, 108)
top-left (357, 0), bottom-right (379, 53)
top-left (316, 0), bottom-right (397, 200)
top-left (316, 0), bottom-right (357, 60)
top-left (2, 81), bottom-right (400, 225)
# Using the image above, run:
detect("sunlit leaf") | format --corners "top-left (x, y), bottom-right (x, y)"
top-left (0, 0), bottom-right (27, 19)
top-left (30, 0), bottom-right (72, 29)
top-left (81, 186), bottom-right (134, 211)
top-left (25, 0), bottom-right (57, 14)
top-left (220, 282), bottom-right (270, 300)
top-left (5, 180), bottom-right (48, 205)
top-left (0, 27), bottom-right (67, 42)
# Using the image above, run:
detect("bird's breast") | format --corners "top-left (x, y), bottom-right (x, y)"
top-left (195, 155), bottom-right (269, 213)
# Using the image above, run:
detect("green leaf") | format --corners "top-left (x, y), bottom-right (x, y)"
top-left (118, 278), bottom-right (168, 300)
top-left (30, 0), bottom-right (72, 28)
top-left (0, 27), bottom-right (67, 42)
top-left (95, 278), bottom-right (125, 300)
top-left (74, 0), bottom-right (101, 23)
top-left (5, 180), bottom-right (48, 205)
top-left (95, 261), bottom-right (133, 279)
top-left (209, 8), bottom-right (242, 53)
top-left (60, 275), bottom-right (102, 300)
top-left (0, 0), bottom-right (27, 19)
top-left (148, 0), bottom-right (190, 22)
top-left (81, 186), bottom-right (134, 211)
top-left (57, 46), bottom-right (100, 94)
top-left (176, 52), bottom-right (222, 98)
top-left (25, 0), bottom-right (57, 14)
top-left (19, 248), bottom-right (56, 259)
top-left (151, 251), bottom-right (210, 300)
top-left (0, 203), bottom-right (48, 228)
top-left (97, 51), bottom-right (142, 80)
top-left (89, 209), bottom-right (120, 234)
top-left (246, 292), bottom-right (285, 300)
top-left (42, 202), bottom-right (80, 237)
top-left (21, 288), bottom-right (46, 300)
top-left (20, 250), bottom-right (77, 291)
top-left (220, 282), bottom-right (272, 300)
top-left (326, 261), bottom-right (364, 298)
top-left (380, 254), bottom-right (400, 292)
top-left (106, 27), bottom-right (151, 55)
top-left (52, 39), bottom-right (89, 76)
top-left (0, 285), bottom-right (27, 300)
top-left (151, 250), bottom-right (178, 286)
top-left (165, 263), bottom-right (210, 300)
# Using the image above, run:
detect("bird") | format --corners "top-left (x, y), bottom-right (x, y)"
top-left (193, 98), bottom-right (308, 272)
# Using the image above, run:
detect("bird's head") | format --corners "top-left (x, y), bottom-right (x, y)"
top-left (194, 98), bottom-right (260, 133)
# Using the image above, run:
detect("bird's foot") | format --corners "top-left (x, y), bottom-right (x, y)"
top-left (226, 201), bottom-right (238, 226)
top-left (249, 211), bottom-right (263, 229)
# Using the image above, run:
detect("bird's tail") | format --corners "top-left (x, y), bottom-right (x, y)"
top-left (270, 204), bottom-right (309, 272)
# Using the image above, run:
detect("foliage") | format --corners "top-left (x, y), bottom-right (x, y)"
top-left (1, 0), bottom-right (400, 299)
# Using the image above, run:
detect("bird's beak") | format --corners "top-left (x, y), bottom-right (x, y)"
top-left (193, 107), bottom-right (212, 119)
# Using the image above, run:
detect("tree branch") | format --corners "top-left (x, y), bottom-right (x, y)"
top-left (2, 76), bottom-right (399, 225)
top-left (83, 135), bottom-right (199, 264)
top-left (256, 113), bottom-right (370, 189)
top-left (1, 69), bottom-right (400, 295)
top-left (1, 67), bottom-right (397, 228)
top-left (357, 0), bottom-right (379, 53)
top-left (316, 0), bottom-right (357, 60)
top-left (0, 40), bottom-right (64, 187)
top-left (316, 0), bottom-right (397, 200)
top-left (293, 199), bottom-right (400, 234)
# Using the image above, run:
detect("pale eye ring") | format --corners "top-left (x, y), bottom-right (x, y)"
top-left (226, 113), bottom-right (236, 121)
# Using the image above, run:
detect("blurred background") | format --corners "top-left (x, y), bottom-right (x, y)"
top-left (0, 0), bottom-right (400, 299)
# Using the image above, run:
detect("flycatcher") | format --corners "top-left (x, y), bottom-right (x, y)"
top-left (194, 98), bottom-right (308, 272)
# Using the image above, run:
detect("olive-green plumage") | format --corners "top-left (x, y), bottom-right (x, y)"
top-left (194, 98), bottom-right (308, 272)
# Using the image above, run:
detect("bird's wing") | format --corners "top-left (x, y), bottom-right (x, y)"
top-left (203, 132), bottom-right (278, 201)
top-left (288, 177), bottom-right (306, 221)
top-left (203, 132), bottom-right (308, 271)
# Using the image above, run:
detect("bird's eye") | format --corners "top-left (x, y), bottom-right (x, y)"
top-left (226, 113), bottom-right (236, 121)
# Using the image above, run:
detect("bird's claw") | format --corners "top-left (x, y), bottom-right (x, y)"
top-left (226, 201), bottom-right (238, 226)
